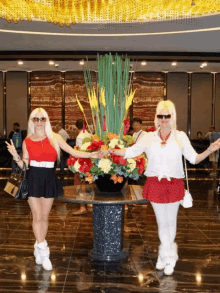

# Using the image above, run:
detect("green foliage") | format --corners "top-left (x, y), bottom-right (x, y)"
top-left (82, 137), bottom-right (92, 144)
top-left (84, 53), bottom-right (133, 139)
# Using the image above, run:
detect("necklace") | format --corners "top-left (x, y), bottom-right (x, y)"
top-left (159, 131), bottom-right (171, 147)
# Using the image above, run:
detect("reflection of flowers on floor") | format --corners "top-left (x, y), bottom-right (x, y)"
top-left (67, 134), bottom-right (147, 183)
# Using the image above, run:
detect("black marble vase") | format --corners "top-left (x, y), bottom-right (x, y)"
top-left (95, 174), bottom-right (127, 193)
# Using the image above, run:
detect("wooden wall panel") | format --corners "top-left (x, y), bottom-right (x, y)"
top-left (65, 72), bottom-right (93, 137)
top-left (132, 72), bottom-right (164, 129)
top-left (30, 72), bottom-right (62, 131)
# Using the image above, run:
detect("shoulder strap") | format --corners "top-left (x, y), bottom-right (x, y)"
top-left (135, 131), bottom-right (142, 143)
top-left (184, 157), bottom-right (189, 192)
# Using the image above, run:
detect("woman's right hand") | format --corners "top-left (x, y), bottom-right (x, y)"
top-left (5, 140), bottom-right (18, 158)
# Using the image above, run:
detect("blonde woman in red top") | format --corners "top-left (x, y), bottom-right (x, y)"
top-left (6, 108), bottom-right (100, 271)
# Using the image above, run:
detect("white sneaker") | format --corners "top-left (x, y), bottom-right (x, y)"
top-left (164, 263), bottom-right (174, 276)
top-left (156, 256), bottom-right (165, 270)
top-left (34, 240), bottom-right (43, 265)
top-left (38, 242), bottom-right (53, 271)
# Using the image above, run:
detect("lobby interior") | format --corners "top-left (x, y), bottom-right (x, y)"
top-left (0, 2), bottom-right (220, 292)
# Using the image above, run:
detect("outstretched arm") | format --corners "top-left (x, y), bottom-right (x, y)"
top-left (56, 134), bottom-right (101, 159)
top-left (195, 138), bottom-right (220, 164)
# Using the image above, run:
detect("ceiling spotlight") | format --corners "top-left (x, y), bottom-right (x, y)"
top-left (55, 64), bottom-right (59, 67)
top-left (49, 61), bottom-right (54, 65)
top-left (202, 62), bottom-right (207, 67)
top-left (79, 60), bottom-right (84, 65)
top-left (18, 61), bottom-right (23, 65)
top-left (172, 62), bottom-right (177, 66)
top-left (141, 61), bottom-right (147, 66)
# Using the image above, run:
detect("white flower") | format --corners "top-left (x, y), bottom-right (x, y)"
top-left (118, 144), bottom-right (125, 149)
top-left (109, 138), bottom-right (124, 149)
top-left (98, 158), bottom-right (112, 173)
top-left (80, 142), bottom-right (91, 151)
top-left (74, 160), bottom-right (81, 172)
top-left (127, 159), bottom-right (136, 172)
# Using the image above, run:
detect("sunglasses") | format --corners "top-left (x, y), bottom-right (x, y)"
top-left (157, 114), bottom-right (171, 119)
top-left (32, 117), bottom-right (47, 122)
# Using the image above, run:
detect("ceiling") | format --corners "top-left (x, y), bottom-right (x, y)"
top-left (0, 13), bottom-right (220, 53)
top-left (1, 60), bottom-right (220, 73)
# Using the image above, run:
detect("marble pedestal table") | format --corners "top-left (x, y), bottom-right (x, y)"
top-left (58, 184), bottom-right (147, 262)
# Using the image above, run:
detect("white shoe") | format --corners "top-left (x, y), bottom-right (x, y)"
top-left (164, 262), bottom-right (174, 276)
top-left (156, 256), bottom-right (165, 270)
top-left (34, 240), bottom-right (47, 265)
top-left (38, 241), bottom-right (53, 271)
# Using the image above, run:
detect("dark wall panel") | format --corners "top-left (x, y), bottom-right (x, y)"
top-left (65, 72), bottom-right (92, 138)
top-left (30, 72), bottom-right (62, 131)
top-left (167, 73), bottom-right (188, 133)
top-left (6, 72), bottom-right (28, 137)
top-left (133, 72), bottom-right (164, 129)
top-left (215, 74), bottom-right (220, 132)
top-left (191, 73), bottom-right (212, 139)
top-left (0, 72), bottom-right (3, 137)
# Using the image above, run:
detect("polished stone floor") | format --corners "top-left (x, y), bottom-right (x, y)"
top-left (0, 172), bottom-right (220, 292)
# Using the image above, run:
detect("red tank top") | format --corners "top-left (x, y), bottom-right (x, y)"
top-left (25, 137), bottom-right (57, 162)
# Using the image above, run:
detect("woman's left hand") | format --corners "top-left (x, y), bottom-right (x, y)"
top-left (209, 138), bottom-right (220, 152)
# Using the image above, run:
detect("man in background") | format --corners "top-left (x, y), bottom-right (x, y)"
top-left (205, 126), bottom-right (220, 177)
top-left (9, 122), bottom-right (27, 172)
top-left (132, 117), bottom-right (147, 143)
top-left (57, 123), bottom-right (70, 174)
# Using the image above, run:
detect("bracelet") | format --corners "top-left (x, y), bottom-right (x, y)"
top-left (13, 156), bottom-right (20, 162)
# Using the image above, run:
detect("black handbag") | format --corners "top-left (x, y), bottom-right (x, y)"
top-left (4, 162), bottom-right (28, 199)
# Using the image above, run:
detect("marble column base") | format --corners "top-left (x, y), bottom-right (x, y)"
top-left (90, 204), bottom-right (128, 262)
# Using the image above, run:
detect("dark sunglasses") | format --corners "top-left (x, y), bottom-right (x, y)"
top-left (157, 114), bottom-right (171, 119)
top-left (32, 117), bottom-right (47, 122)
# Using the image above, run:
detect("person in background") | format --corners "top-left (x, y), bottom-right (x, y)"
top-left (196, 131), bottom-right (203, 141)
top-left (9, 122), bottom-right (27, 173)
top-left (205, 126), bottom-right (220, 177)
top-left (131, 118), bottom-right (147, 186)
top-left (132, 118), bottom-right (147, 143)
top-left (72, 119), bottom-right (92, 216)
top-left (57, 123), bottom-right (70, 174)
top-left (127, 126), bottom-right (134, 136)
top-left (89, 121), bottom-right (95, 135)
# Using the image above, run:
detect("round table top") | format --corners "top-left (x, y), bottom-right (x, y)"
top-left (58, 183), bottom-right (148, 205)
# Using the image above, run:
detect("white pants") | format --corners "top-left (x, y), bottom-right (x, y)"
top-left (151, 201), bottom-right (180, 260)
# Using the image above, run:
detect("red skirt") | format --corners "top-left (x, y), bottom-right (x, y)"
top-left (143, 177), bottom-right (185, 203)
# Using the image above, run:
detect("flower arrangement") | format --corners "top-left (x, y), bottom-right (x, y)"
top-left (67, 54), bottom-right (147, 184)
top-left (67, 133), bottom-right (147, 184)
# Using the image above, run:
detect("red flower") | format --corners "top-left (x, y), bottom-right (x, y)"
top-left (77, 158), bottom-right (94, 173)
top-left (80, 164), bottom-right (92, 173)
top-left (119, 157), bottom-right (127, 166)
top-left (88, 140), bottom-right (105, 151)
top-left (138, 165), bottom-right (145, 174)
top-left (112, 155), bottom-right (120, 164)
top-left (67, 156), bottom-right (78, 166)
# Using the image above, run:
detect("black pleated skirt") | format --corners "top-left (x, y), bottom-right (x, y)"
top-left (27, 166), bottom-right (64, 198)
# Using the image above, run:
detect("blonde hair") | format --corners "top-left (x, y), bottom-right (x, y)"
top-left (27, 108), bottom-right (61, 162)
top-left (154, 100), bottom-right (177, 131)
top-left (154, 100), bottom-right (182, 146)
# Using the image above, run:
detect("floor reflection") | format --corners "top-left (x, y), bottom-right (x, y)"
top-left (0, 175), bottom-right (220, 292)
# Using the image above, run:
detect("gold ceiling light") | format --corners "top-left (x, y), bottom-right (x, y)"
top-left (0, 0), bottom-right (219, 27)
